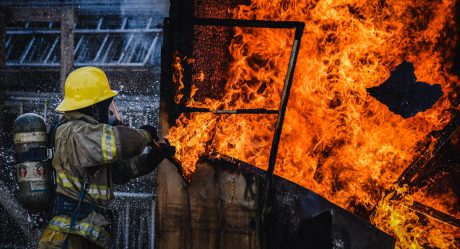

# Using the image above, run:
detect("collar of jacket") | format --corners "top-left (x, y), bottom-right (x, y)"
top-left (62, 111), bottom-right (100, 125)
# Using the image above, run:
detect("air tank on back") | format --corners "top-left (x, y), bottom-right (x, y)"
top-left (13, 113), bottom-right (51, 212)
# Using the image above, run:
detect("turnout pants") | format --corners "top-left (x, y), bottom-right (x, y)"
top-left (38, 227), bottom-right (101, 249)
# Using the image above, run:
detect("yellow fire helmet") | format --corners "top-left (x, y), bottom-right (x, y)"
top-left (56, 66), bottom-right (118, 112)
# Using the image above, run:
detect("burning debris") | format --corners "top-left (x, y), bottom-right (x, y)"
top-left (201, 152), bottom-right (396, 248)
top-left (165, 0), bottom-right (460, 248)
top-left (367, 61), bottom-right (443, 118)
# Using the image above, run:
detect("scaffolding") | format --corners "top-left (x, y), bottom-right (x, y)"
top-left (2, 13), bottom-right (162, 126)
top-left (5, 16), bottom-right (162, 67)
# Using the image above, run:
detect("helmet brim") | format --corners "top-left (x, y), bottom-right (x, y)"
top-left (55, 90), bottom-right (118, 112)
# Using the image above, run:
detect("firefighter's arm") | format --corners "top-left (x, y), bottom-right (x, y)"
top-left (67, 123), bottom-right (153, 167)
top-left (111, 143), bottom-right (167, 184)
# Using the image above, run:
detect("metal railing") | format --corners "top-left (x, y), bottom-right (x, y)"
top-left (5, 16), bottom-right (162, 67)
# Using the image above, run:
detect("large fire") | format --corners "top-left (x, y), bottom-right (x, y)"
top-left (168, 0), bottom-right (460, 248)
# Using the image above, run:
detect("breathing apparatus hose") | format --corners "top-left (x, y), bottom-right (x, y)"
top-left (62, 174), bottom-right (89, 249)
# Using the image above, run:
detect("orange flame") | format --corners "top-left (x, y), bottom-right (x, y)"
top-left (168, 0), bottom-right (460, 247)
top-left (172, 52), bottom-right (185, 104)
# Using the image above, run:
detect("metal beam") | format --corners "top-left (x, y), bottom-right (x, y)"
top-left (44, 36), bottom-right (59, 63)
top-left (5, 36), bottom-right (12, 48)
top-left (6, 29), bottom-right (162, 35)
top-left (0, 10), bottom-right (5, 69)
top-left (74, 34), bottom-right (84, 55)
top-left (0, 10), bottom-right (5, 130)
top-left (184, 107), bottom-right (278, 114)
top-left (101, 38), bottom-right (114, 62)
top-left (190, 18), bottom-right (304, 29)
top-left (74, 29), bottom-right (163, 34)
top-left (96, 17), bottom-right (103, 30)
top-left (118, 34), bottom-right (134, 64)
top-left (120, 17), bottom-right (128, 30)
top-left (60, 7), bottom-right (74, 92)
top-left (18, 36), bottom-right (35, 63)
top-left (125, 39), bottom-right (142, 63)
top-left (93, 34), bottom-right (109, 62)
top-left (146, 17), bottom-right (153, 29)
top-left (113, 192), bottom-right (153, 198)
top-left (5, 62), bottom-right (156, 68)
top-left (261, 23), bottom-right (304, 232)
top-left (76, 62), bottom-right (146, 67)
top-left (5, 15), bottom-right (162, 67)
top-left (409, 201), bottom-right (460, 228)
top-left (142, 35), bottom-right (159, 64)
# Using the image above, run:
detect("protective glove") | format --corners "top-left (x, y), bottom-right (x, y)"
top-left (139, 125), bottom-right (159, 142)
top-left (158, 140), bottom-right (176, 158)
top-left (160, 139), bottom-right (189, 182)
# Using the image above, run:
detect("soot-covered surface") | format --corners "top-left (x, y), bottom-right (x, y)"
top-left (266, 175), bottom-right (396, 249)
top-left (204, 154), bottom-right (396, 249)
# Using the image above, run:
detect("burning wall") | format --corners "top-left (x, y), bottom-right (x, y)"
top-left (166, 0), bottom-right (460, 248)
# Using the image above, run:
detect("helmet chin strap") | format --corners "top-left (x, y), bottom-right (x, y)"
top-left (77, 98), bottom-right (124, 126)
top-left (78, 98), bottom-right (113, 124)
top-left (94, 105), bottom-right (107, 124)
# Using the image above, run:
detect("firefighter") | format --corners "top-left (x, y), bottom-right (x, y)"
top-left (38, 66), bottom-right (173, 248)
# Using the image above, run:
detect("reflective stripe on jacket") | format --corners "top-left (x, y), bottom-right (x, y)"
top-left (55, 171), bottom-right (112, 201)
top-left (52, 111), bottom-right (151, 205)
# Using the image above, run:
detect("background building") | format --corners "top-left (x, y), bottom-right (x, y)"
top-left (0, 1), bottom-right (168, 248)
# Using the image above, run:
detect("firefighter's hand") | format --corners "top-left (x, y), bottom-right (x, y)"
top-left (158, 142), bottom-right (176, 158)
top-left (139, 125), bottom-right (159, 142)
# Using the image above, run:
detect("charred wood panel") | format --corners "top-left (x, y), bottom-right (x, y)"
top-left (155, 159), bottom-right (260, 249)
top-left (162, 0), bottom-right (235, 125)
top-left (190, 25), bottom-right (232, 103)
top-left (203, 153), bottom-right (396, 249)
top-left (267, 175), bottom-right (396, 249)
top-left (194, 0), bottom-right (234, 18)
top-left (159, 2), bottom-right (262, 244)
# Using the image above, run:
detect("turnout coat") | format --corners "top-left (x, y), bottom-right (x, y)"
top-left (40, 111), bottom-right (158, 248)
